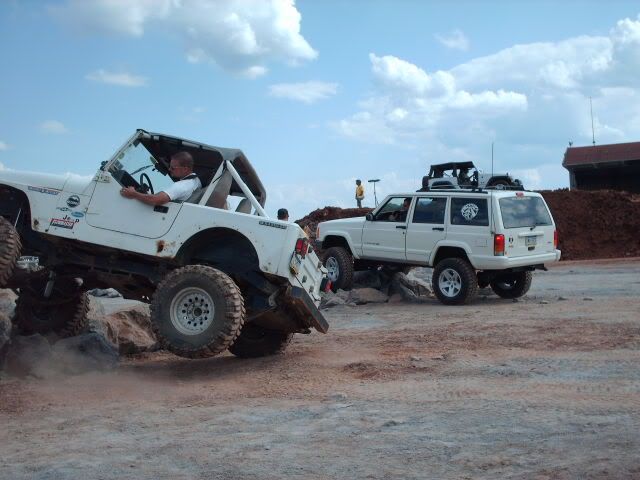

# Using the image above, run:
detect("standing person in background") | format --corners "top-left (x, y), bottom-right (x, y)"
top-left (277, 208), bottom-right (289, 221)
top-left (355, 179), bottom-right (365, 208)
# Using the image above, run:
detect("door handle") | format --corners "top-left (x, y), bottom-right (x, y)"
top-left (154, 206), bottom-right (169, 213)
top-left (396, 225), bottom-right (406, 229)
top-left (432, 227), bottom-right (444, 231)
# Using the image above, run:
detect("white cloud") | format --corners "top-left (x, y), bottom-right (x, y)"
top-left (268, 81), bottom-right (338, 103)
top-left (435, 29), bottom-right (469, 51)
top-left (40, 120), bottom-right (68, 134)
top-left (0, 141), bottom-right (8, 151)
top-left (85, 69), bottom-right (148, 87)
top-left (334, 14), bottom-right (640, 191)
top-left (51, 0), bottom-right (317, 77)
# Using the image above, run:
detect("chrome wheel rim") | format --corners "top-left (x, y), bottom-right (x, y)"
top-left (170, 287), bottom-right (215, 335)
top-left (326, 257), bottom-right (340, 282)
top-left (438, 268), bottom-right (462, 298)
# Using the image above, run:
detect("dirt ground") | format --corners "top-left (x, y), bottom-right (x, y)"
top-left (1, 259), bottom-right (639, 479)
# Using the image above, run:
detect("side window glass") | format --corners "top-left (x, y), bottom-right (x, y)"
top-left (412, 197), bottom-right (447, 224)
top-left (374, 197), bottom-right (412, 222)
top-left (450, 198), bottom-right (489, 226)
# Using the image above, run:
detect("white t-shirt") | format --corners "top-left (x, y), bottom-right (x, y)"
top-left (162, 174), bottom-right (202, 202)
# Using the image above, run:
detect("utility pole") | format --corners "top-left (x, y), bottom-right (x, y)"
top-left (368, 179), bottom-right (380, 206)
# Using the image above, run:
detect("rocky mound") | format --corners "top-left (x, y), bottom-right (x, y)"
top-left (297, 190), bottom-right (640, 261)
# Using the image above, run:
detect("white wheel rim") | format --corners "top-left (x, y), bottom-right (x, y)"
top-left (326, 257), bottom-right (340, 282)
top-left (170, 287), bottom-right (215, 335)
top-left (438, 268), bottom-right (462, 298)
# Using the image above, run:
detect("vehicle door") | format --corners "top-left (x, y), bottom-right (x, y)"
top-left (405, 196), bottom-right (448, 263)
top-left (447, 196), bottom-right (493, 257)
top-left (361, 196), bottom-right (413, 261)
top-left (86, 140), bottom-right (183, 238)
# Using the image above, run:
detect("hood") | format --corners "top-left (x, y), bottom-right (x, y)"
top-left (0, 169), bottom-right (70, 191)
top-left (320, 216), bottom-right (367, 226)
top-left (0, 169), bottom-right (95, 195)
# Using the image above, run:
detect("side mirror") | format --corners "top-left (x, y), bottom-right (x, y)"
top-left (365, 213), bottom-right (373, 221)
top-left (99, 160), bottom-right (107, 171)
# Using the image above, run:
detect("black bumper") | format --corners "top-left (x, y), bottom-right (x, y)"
top-left (288, 286), bottom-right (329, 333)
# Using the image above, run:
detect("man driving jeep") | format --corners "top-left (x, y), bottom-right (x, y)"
top-left (120, 151), bottom-right (201, 206)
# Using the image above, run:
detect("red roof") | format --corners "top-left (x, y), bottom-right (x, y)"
top-left (563, 141), bottom-right (640, 168)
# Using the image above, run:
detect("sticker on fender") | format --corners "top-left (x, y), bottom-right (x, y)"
top-left (50, 218), bottom-right (75, 229)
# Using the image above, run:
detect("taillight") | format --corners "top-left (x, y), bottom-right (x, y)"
top-left (494, 234), bottom-right (505, 256)
top-left (321, 278), bottom-right (333, 292)
top-left (554, 230), bottom-right (558, 248)
top-left (295, 237), bottom-right (309, 258)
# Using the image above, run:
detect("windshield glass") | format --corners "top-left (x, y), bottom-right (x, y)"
top-left (499, 196), bottom-right (552, 229)
top-left (108, 141), bottom-right (175, 194)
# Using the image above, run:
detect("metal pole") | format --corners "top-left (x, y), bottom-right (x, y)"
top-left (590, 96), bottom-right (596, 146)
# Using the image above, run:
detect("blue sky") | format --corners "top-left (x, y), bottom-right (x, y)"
top-left (1, 1), bottom-right (640, 220)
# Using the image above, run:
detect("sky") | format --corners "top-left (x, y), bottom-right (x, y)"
top-left (1, 0), bottom-right (640, 221)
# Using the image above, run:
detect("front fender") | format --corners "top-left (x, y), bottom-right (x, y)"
top-left (319, 229), bottom-right (362, 259)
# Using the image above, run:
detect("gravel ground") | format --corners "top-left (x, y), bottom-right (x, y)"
top-left (1, 259), bottom-right (639, 479)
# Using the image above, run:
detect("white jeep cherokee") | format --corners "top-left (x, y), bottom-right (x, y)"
top-left (0, 129), bottom-right (330, 358)
top-left (316, 190), bottom-right (561, 305)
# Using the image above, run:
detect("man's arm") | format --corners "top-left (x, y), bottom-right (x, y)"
top-left (120, 187), bottom-right (170, 206)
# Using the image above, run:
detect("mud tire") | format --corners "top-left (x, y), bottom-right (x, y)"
top-left (150, 265), bottom-right (245, 359)
top-left (490, 271), bottom-right (533, 299)
top-left (322, 246), bottom-right (354, 291)
top-left (229, 324), bottom-right (293, 358)
top-left (14, 282), bottom-right (89, 338)
top-left (432, 258), bottom-right (478, 305)
top-left (0, 217), bottom-right (22, 287)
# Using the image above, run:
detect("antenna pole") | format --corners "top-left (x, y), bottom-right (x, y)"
top-left (491, 141), bottom-right (494, 177)
top-left (590, 96), bottom-right (596, 146)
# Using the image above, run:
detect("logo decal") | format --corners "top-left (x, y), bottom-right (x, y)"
top-left (461, 203), bottom-right (479, 221)
top-left (50, 218), bottom-right (75, 229)
top-left (66, 195), bottom-right (81, 208)
top-left (71, 211), bottom-right (84, 218)
top-left (28, 186), bottom-right (60, 195)
top-left (259, 220), bottom-right (287, 230)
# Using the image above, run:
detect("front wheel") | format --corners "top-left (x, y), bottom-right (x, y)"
top-left (150, 265), bottom-right (245, 359)
top-left (322, 247), bottom-right (354, 291)
top-left (0, 216), bottom-right (22, 287)
top-left (432, 258), bottom-right (478, 305)
top-left (490, 271), bottom-right (533, 299)
top-left (13, 275), bottom-right (89, 337)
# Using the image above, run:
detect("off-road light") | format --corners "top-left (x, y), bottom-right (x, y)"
top-left (295, 238), bottom-right (309, 258)
top-left (494, 234), bottom-right (505, 256)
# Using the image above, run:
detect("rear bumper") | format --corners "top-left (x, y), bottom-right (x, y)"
top-left (472, 249), bottom-right (561, 270)
top-left (286, 286), bottom-right (330, 333)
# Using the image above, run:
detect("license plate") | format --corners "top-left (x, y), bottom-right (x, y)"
top-left (525, 236), bottom-right (537, 247)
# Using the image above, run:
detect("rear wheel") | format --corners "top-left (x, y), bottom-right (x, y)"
top-left (0, 217), bottom-right (22, 287)
top-left (322, 246), bottom-right (354, 291)
top-left (490, 271), bottom-right (533, 299)
top-left (150, 265), bottom-right (245, 359)
top-left (432, 258), bottom-right (478, 305)
top-left (229, 323), bottom-right (293, 358)
top-left (14, 274), bottom-right (88, 337)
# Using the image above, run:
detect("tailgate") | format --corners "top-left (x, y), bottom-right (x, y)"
top-left (499, 194), bottom-right (556, 258)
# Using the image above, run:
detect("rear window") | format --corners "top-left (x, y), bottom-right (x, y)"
top-left (450, 198), bottom-right (489, 226)
top-left (499, 196), bottom-right (552, 229)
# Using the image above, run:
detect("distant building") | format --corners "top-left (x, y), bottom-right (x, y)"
top-left (563, 141), bottom-right (640, 193)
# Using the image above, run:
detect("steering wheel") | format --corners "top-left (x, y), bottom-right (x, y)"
top-left (139, 173), bottom-right (154, 194)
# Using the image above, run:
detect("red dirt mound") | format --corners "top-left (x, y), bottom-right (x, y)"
top-left (540, 190), bottom-right (640, 260)
top-left (296, 190), bottom-right (640, 261)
